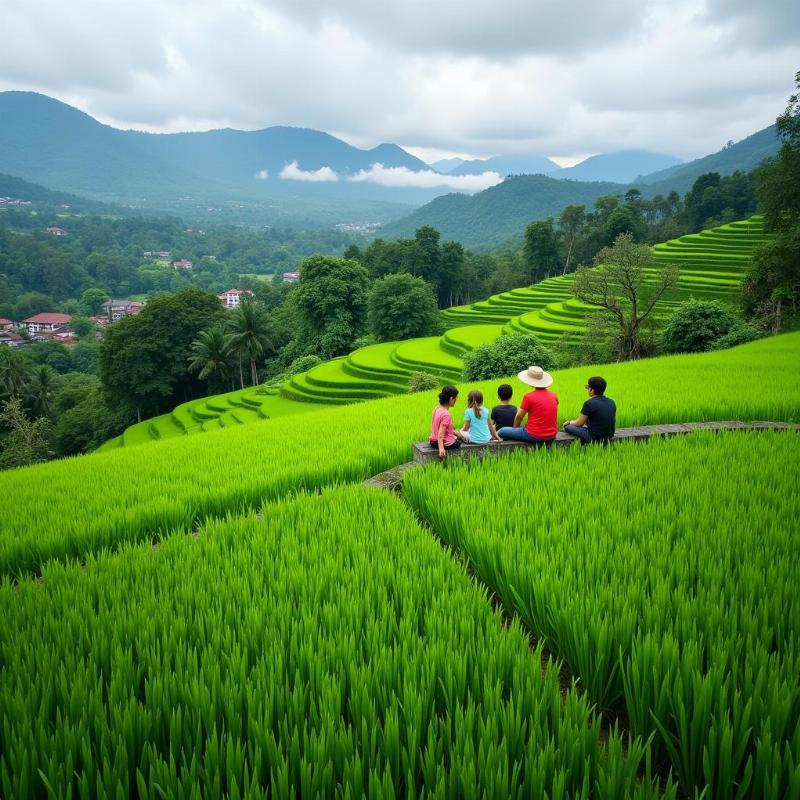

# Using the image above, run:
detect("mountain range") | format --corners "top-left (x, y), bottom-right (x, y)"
top-left (0, 91), bottom-right (780, 234)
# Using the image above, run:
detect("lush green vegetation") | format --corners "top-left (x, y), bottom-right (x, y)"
top-left (404, 431), bottom-right (800, 798)
top-left (3, 331), bottom-right (799, 577)
top-left (2, 485), bottom-right (665, 798)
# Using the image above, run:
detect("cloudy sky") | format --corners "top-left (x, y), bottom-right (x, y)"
top-left (1, 0), bottom-right (797, 165)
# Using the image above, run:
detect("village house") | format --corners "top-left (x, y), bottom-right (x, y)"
top-left (173, 259), bottom-right (193, 270)
top-left (217, 288), bottom-right (254, 309)
top-left (22, 312), bottom-right (72, 335)
top-left (46, 226), bottom-right (67, 236)
top-left (101, 299), bottom-right (145, 322)
top-left (282, 271), bottom-right (300, 283)
top-left (0, 318), bottom-right (14, 332)
top-left (0, 331), bottom-right (25, 348)
top-left (144, 250), bottom-right (171, 259)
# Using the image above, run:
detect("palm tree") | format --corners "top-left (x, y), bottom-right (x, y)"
top-left (226, 302), bottom-right (274, 387)
top-left (26, 364), bottom-right (58, 418)
top-left (0, 349), bottom-right (30, 402)
top-left (188, 324), bottom-right (235, 392)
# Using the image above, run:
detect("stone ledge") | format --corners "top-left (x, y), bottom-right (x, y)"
top-left (412, 421), bottom-right (798, 464)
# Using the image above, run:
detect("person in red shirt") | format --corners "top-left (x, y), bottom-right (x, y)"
top-left (496, 366), bottom-right (558, 444)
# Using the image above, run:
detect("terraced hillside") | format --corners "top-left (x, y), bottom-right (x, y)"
top-left (111, 216), bottom-right (768, 447)
top-left (504, 216), bottom-right (768, 343)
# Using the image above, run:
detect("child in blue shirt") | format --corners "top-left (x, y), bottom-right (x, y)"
top-left (460, 389), bottom-right (501, 444)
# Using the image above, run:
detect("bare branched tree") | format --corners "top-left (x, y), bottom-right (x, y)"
top-left (572, 233), bottom-right (679, 360)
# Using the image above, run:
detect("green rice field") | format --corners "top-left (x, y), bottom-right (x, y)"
top-left (404, 432), bottom-right (800, 799)
top-left (1, 331), bottom-right (798, 798)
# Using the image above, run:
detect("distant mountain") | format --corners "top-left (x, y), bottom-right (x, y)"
top-left (556, 150), bottom-right (682, 183)
top-left (430, 157), bottom-right (465, 173)
top-left (0, 92), bottom-right (443, 222)
top-left (449, 154), bottom-right (561, 177)
top-left (385, 125), bottom-right (781, 247)
top-left (636, 125), bottom-right (779, 194)
top-left (381, 174), bottom-right (625, 247)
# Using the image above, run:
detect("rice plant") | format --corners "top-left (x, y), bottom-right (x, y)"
top-left (403, 431), bottom-right (800, 799)
top-left (0, 486), bottom-right (666, 799)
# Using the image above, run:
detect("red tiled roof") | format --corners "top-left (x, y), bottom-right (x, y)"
top-left (0, 318), bottom-right (13, 325)
top-left (23, 312), bottom-right (72, 324)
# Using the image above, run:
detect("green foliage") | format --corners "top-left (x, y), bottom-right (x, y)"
top-left (68, 315), bottom-right (95, 338)
top-left (662, 299), bottom-right (740, 353)
top-left (0, 485), bottom-right (663, 798)
top-left (368, 272), bottom-right (441, 342)
top-left (747, 73), bottom-right (800, 331)
top-left (408, 371), bottom-right (441, 393)
top-left (292, 255), bottom-right (370, 359)
top-left (523, 218), bottom-right (560, 282)
top-left (463, 333), bottom-right (557, 381)
top-left (711, 319), bottom-right (762, 350)
top-left (404, 431), bottom-right (800, 799)
top-left (226, 301), bottom-right (274, 387)
top-left (0, 397), bottom-right (52, 469)
top-left (99, 288), bottom-right (225, 418)
top-left (683, 170), bottom-right (758, 231)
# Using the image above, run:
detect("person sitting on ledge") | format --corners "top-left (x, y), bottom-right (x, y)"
top-left (459, 389), bottom-right (502, 445)
top-left (563, 376), bottom-right (616, 444)
top-left (430, 385), bottom-right (464, 459)
top-left (496, 366), bottom-right (558, 444)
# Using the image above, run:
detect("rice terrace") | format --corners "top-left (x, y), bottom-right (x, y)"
top-left (1, 5), bottom-right (800, 800)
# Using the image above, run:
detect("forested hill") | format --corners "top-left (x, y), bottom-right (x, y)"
top-left (385, 125), bottom-right (780, 247)
top-left (637, 125), bottom-right (779, 193)
top-left (0, 173), bottom-right (119, 214)
top-left (380, 174), bottom-right (625, 247)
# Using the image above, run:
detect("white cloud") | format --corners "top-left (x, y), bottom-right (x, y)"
top-left (279, 161), bottom-right (339, 182)
top-left (255, 169), bottom-right (269, 180)
top-left (348, 164), bottom-right (503, 191)
top-left (0, 0), bottom-right (797, 161)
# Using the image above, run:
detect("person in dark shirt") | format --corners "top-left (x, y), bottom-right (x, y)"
top-left (491, 383), bottom-right (517, 431)
top-left (563, 376), bottom-right (616, 444)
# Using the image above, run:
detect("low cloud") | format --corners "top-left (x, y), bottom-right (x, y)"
top-left (279, 161), bottom-right (339, 182)
top-left (348, 163), bottom-right (503, 191)
top-left (255, 169), bottom-right (269, 179)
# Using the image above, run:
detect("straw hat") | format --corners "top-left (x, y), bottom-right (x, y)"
top-left (518, 365), bottom-right (553, 388)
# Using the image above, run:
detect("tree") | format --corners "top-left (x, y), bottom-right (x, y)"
top-left (661, 300), bottom-right (739, 353)
top-left (292, 255), bottom-right (370, 359)
top-left (0, 398), bottom-right (52, 470)
top-left (558, 205), bottom-right (586, 274)
top-left (572, 233), bottom-right (679, 360)
top-left (188, 323), bottom-right (235, 392)
top-left (69, 316), bottom-right (96, 339)
top-left (226, 303), bottom-right (274, 387)
top-left (746, 71), bottom-right (800, 329)
top-left (26, 364), bottom-right (59, 417)
top-left (463, 334), bottom-right (557, 381)
top-left (523, 218), bottom-right (561, 283)
top-left (99, 288), bottom-right (225, 420)
top-left (79, 288), bottom-right (109, 316)
top-left (0, 348), bottom-right (30, 401)
top-left (368, 273), bottom-right (441, 342)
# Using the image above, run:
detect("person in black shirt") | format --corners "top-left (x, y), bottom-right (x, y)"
top-left (563, 376), bottom-right (616, 444)
top-left (491, 383), bottom-right (517, 431)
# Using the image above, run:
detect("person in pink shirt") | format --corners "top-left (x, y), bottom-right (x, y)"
top-left (429, 385), bottom-right (464, 459)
